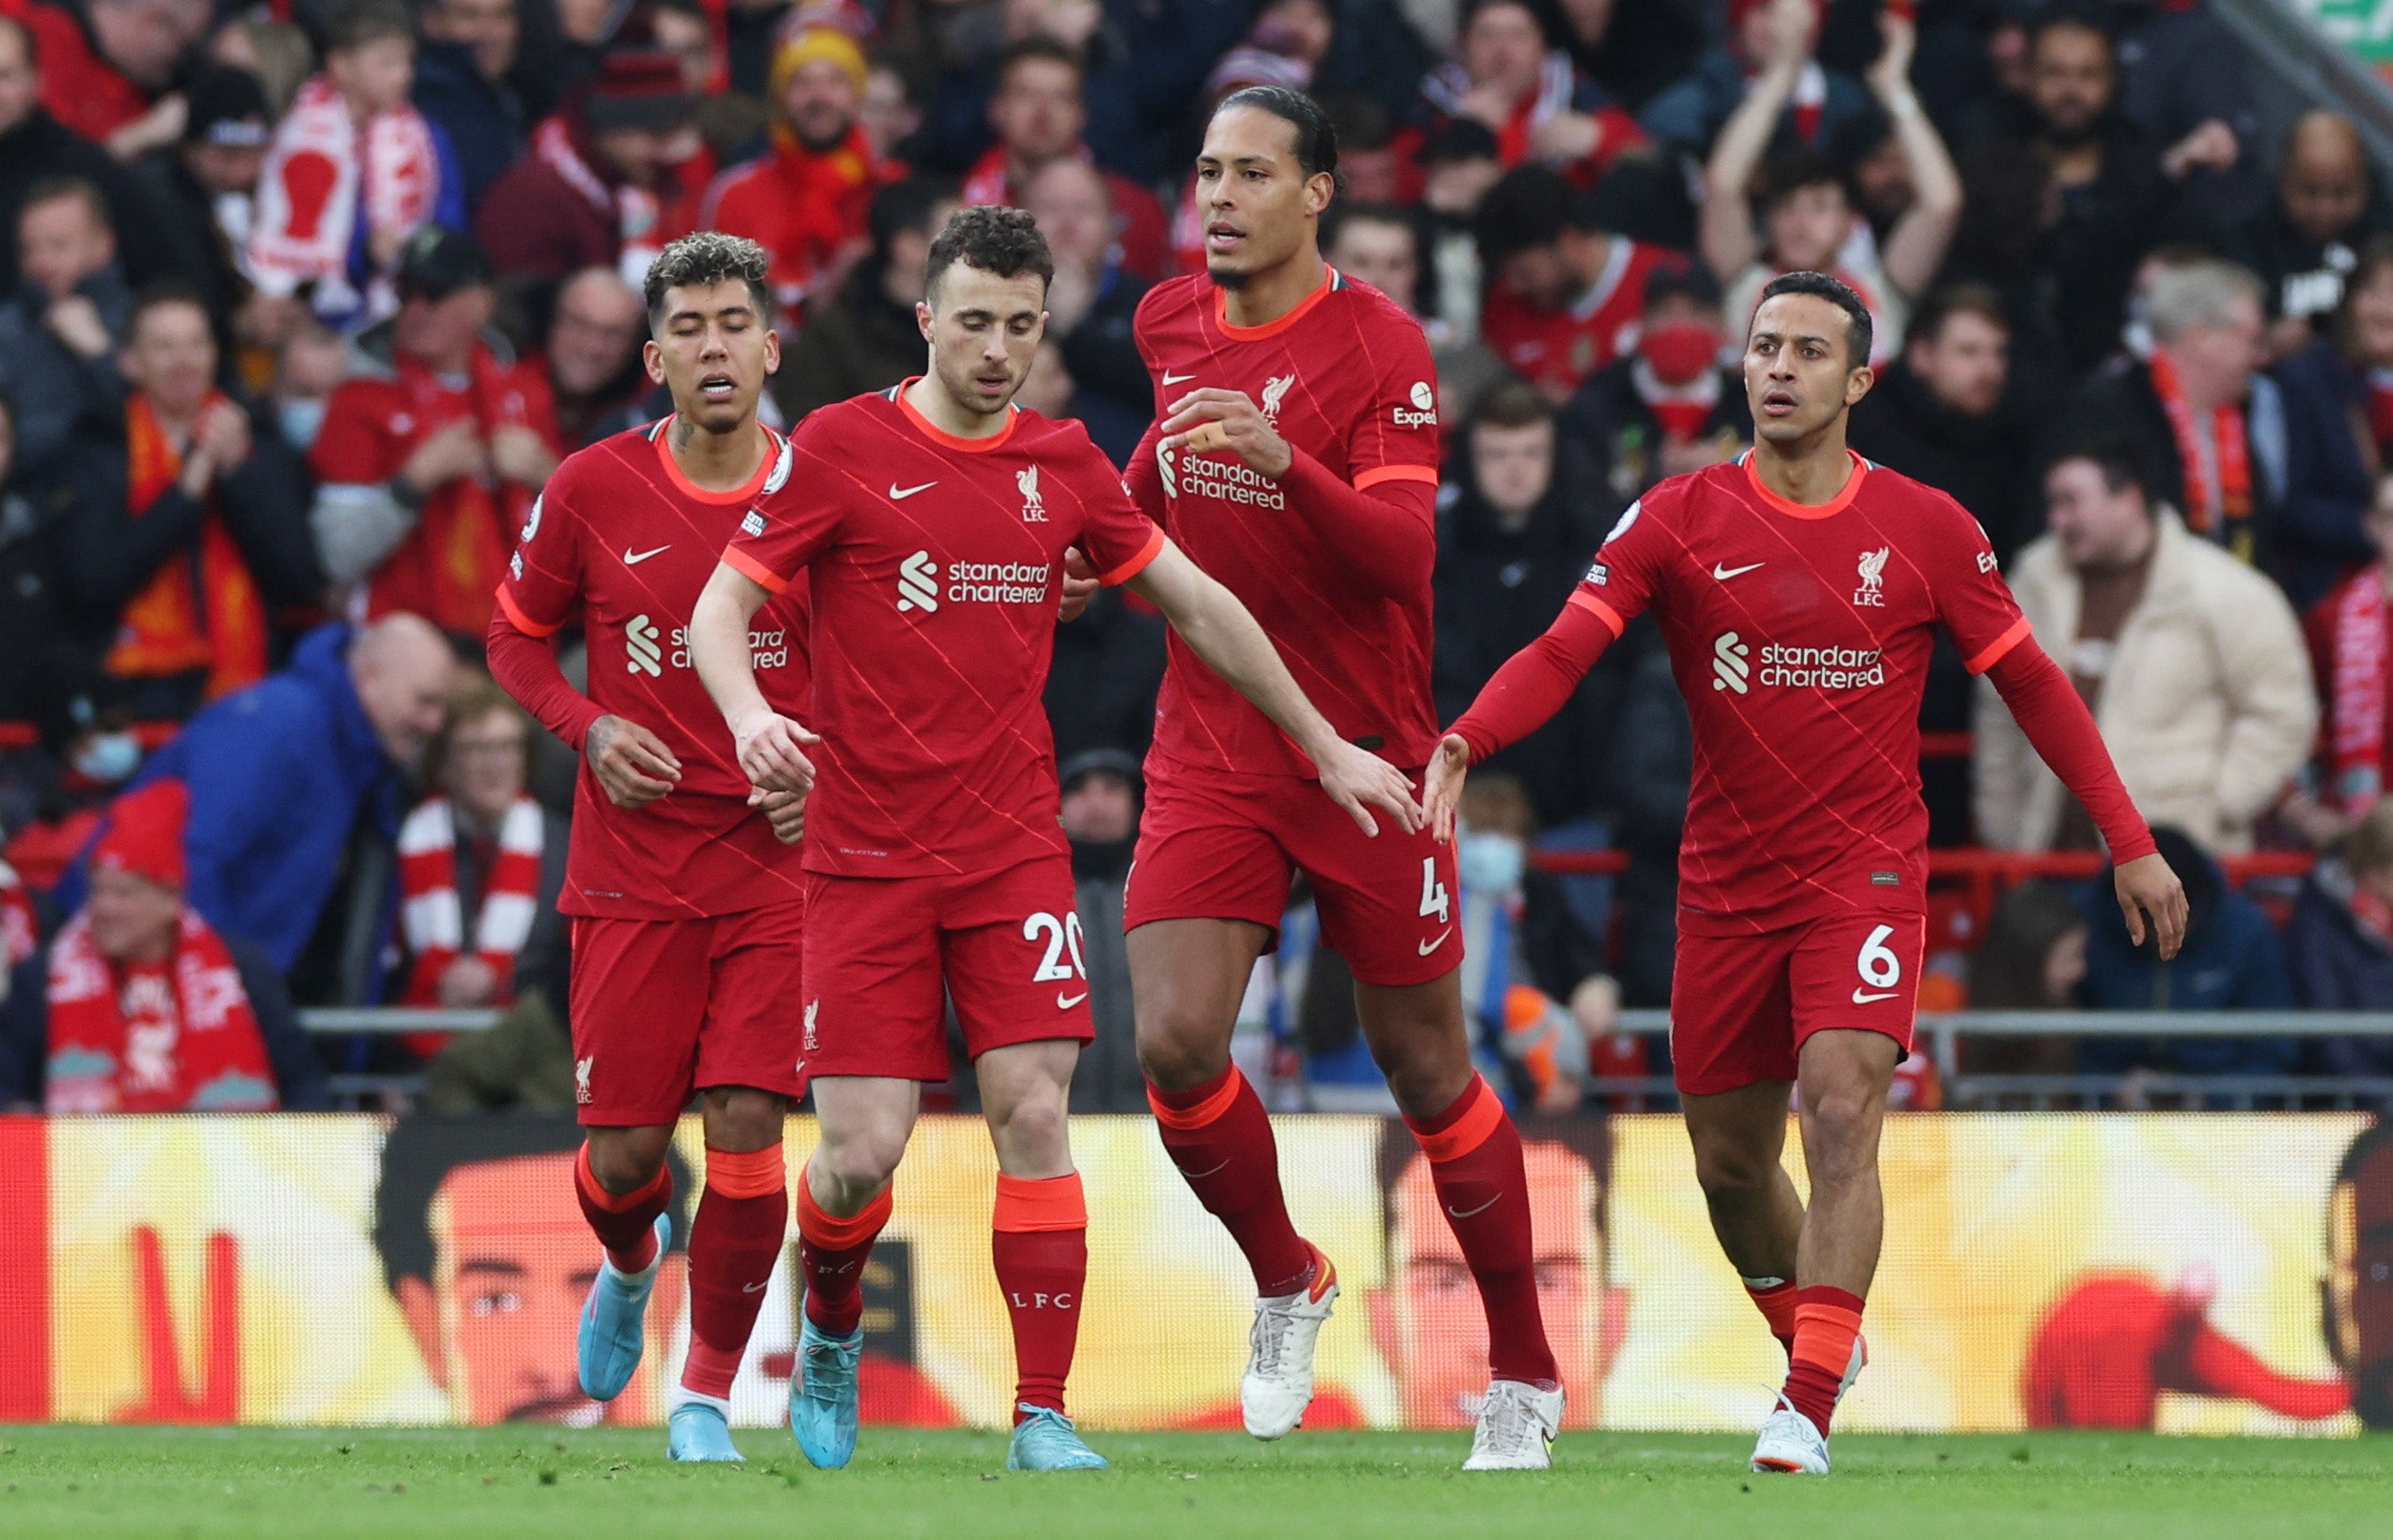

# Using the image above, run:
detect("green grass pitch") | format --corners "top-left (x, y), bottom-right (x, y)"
top-left (1, 1427), bottom-right (2387, 1539)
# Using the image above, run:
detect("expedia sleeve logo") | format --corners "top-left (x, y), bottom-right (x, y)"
top-left (1393, 379), bottom-right (1438, 428)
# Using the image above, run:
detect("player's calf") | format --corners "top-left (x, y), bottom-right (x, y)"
top-left (674, 1142), bottom-right (788, 1427)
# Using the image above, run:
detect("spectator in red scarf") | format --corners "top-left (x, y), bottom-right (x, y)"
top-left (45, 285), bottom-right (315, 723)
top-left (308, 226), bottom-right (559, 640)
top-left (702, 24), bottom-right (895, 318)
top-left (2064, 257), bottom-right (2283, 574)
top-left (1393, 0), bottom-right (1644, 202)
top-left (393, 671), bottom-right (564, 1029)
top-left (958, 35), bottom-right (1165, 281)
top-left (0, 777), bottom-right (329, 1111)
top-left (11, 0), bottom-right (207, 157)
top-left (474, 30), bottom-right (697, 289)
top-left (2296, 475), bottom-right (2393, 849)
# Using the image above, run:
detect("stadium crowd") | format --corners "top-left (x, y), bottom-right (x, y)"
top-left (0, 0), bottom-right (2385, 1114)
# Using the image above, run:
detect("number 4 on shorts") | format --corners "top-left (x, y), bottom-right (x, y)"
top-left (1419, 857), bottom-right (1450, 924)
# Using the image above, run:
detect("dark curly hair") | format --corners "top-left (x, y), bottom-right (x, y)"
top-left (642, 231), bottom-right (774, 332)
top-left (1757, 269), bottom-right (1873, 370)
top-left (924, 204), bottom-right (1054, 300)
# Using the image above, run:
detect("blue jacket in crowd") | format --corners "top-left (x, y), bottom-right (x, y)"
top-left (2285, 864), bottom-right (2393, 1079)
top-left (133, 624), bottom-right (401, 972)
top-left (2078, 836), bottom-right (2298, 1076)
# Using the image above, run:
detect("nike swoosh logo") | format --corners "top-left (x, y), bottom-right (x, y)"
top-left (1417, 928), bottom-right (1451, 956)
top-left (1181, 1158), bottom-right (1231, 1179)
top-left (625, 545), bottom-right (669, 564)
top-left (1445, 1195), bottom-right (1501, 1219)
top-left (890, 481), bottom-right (937, 499)
top-left (741, 1281), bottom-right (768, 1293)
top-left (1162, 370), bottom-right (1196, 386)
top-left (1713, 561), bottom-right (1765, 580)
top-left (1056, 991), bottom-right (1088, 1008)
top-left (1851, 989), bottom-right (1899, 1004)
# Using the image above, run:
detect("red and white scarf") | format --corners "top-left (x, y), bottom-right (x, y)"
top-left (44, 908), bottom-right (276, 1113)
top-left (398, 795), bottom-right (543, 1006)
top-left (249, 75), bottom-right (441, 312)
top-left (2148, 347), bottom-right (2254, 556)
top-left (2328, 563), bottom-right (2391, 814)
top-left (0, 858), bottom-right (34, 973)
top-left (1420, 51), bottom-right (1583, 168)
top-left (534, 116), bottom-right (667, 291)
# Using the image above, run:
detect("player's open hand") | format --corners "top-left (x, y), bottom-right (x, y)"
top-left (1160, 389), bottom-right (1293, 479)
top-left (1422, 733), bottom-right (1472, 844)
top-left (751, 785), bottom-right (807, 845)
top-left (732, 709), bottom-right (819, 794)
top-left (2113, 851), bottom-right (2189, 960)
top-left (1059, 547), bottom-right (1098, 623)
top-left (1310, 738), bottom-right (1422, 839)
top-left (585, 714), bottom-right (681, 808)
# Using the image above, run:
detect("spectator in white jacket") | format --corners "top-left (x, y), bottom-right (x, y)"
top-left (1976, 438), bottom-right (2317, 855)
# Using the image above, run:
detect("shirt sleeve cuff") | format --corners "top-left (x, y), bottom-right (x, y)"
top-left (1354, 463), bottom-right (1440, 492)
top-left (1096, 523), bottom-right (1166, 587)
top-left (722, 545), bottom-right (791, 595)
top-left (1567, 589), bottom-right (1626, 638)
top-left (493, 584), bottom-right (564, 639)
top-left (1964, 616), bottom-right (2033, 675)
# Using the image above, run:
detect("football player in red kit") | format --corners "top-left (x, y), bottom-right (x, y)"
top-left (485, 234), bottom-right (810, 1464)
top-left (1118, 86), bottom-right (1565, 1469)
top-left (1429, 270), bottom-right (2191, 1474)
top-left (688, 205), bottom-right (1418, 1475)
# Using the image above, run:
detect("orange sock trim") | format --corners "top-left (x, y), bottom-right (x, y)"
top-left (794, 1169), bottom-right (893, 1249)
top-left (703, 1144), bottom-right (787, 1200)
top-left (577, 1143), bottom-right (669, 1213)
top-left (1146, 1066), bottom-right (1246, 1130)
top-left (993, 1171), bottom-right (1088, 1234)
top-left (1789, 1301), bottom-right (1864, 1374)
top-left (1747, 1280), bottom-right (1799, 1340)
top-left (1408, 1076), bottom-right (1505, 1163)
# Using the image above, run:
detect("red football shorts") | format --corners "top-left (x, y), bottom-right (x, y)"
top-left (1125, 763), bottom-right (1461, 987)
top-left (568, 899), bottom-right (807, 1125)
top-left (1668, 912), bottom-right (1926, 1096)
top-left (799, 855), bottom-right (1095, 1083)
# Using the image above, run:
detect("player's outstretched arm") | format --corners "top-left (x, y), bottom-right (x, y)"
top-left (1422, 733), bottom-right (1473, 845)
top-left (1983, 638), bottom-right (2188, 959)
top-left (1127, 538), bottom-right (1423, 837)
top-left (690, 560), bottom-right (818, 794)
top-left (1437, 599), bottom-right (1619, 840)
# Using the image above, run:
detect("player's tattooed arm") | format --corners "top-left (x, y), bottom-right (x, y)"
top-left (1156, 388), bottom-right (1292, 479)
top-left (584, 714), bottom-right (682, 808)
top-left (1127, 538), bottom-right (1423, 838)
top-left (691, 559), bottom-right (818, 793)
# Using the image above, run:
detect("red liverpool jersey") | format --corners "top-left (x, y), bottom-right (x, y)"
top-left (496, 419), bottom-right (813, 918)
top-left (1574, 451), bottom-right (2030, 934)
top-left (1130, 268), bottom-right (1443, 777)
top-left (1479, 238), bottom-right (1670, 400)
top-left (725, 386), bottom-right (1164, 878)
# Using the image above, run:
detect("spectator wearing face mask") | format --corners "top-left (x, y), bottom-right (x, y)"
top-left (1559, 261), bottom-right (1750, 525)
top-left (1451, 772), bottom-right (1632, 1113)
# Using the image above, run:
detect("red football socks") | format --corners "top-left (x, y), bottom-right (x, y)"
top-left (1784, 1285), bottom-right (1865, 1435)
top-left (575, 1143), bottom-right (670, 1275)
top-left (993, 1171), bottom-right (1089, 1421)
top-left (795, 1166), bottom-right (891, 1337)
top-left (1746, 1276), bottom-right (1799, 1357)
top-left (1148, 1065), bottom-right (1316, 1297)
top-left (1404, 1075), bottom-right (1560, 1388)
top-left (678, 1145), bottom-right (789, 1403)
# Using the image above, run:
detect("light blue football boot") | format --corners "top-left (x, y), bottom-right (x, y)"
top-left (790, 1315), bottom-right (862, 1469)
top-left (1005, 1404), bottom-right (1108, 1470)
top-left (667, 1402), bottom-right (744, 1463)
top-left (576, 1213), bottom-right (671, 1401)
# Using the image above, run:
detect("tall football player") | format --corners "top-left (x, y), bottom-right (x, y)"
top-left (688, 206), bottom-right (1418, 1475)
top-left (486, 234), bottom-right (811, 1463)
top-left (1428, 271), bottom-right (2191, 1474)
top-left (1118, 86), bottom-right (1564, 1468)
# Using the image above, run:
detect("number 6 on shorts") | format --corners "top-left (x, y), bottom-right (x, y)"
top-left (1856, 924), bottom-right (1901, 989)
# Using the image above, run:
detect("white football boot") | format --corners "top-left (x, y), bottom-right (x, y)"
top-left (1241, 1247), bottom-right (1338, 1440)
top-left (1462, 1381), bottom-right (1564, 1470)
top-left (1749, 1395), bottom-right (1831, 1474)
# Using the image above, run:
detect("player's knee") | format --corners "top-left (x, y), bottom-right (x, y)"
top-left (986, 1077), bottom-right (1070, 1153)
top-left (584, 1133), bottom-right (668, 1195)
top-left (701, 1086), bottom-right (788, 1150)
top-left (1133, 1017), bottom-right (1230, 1091)
top-left (1800, 1084), bottom-right (1882, 1174)
top-left (812, 1132), bottom-right (904, 1200)
top-left (1690, 1136), bottom-right (1777, 1200)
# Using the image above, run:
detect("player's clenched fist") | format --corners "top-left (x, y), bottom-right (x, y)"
top-left (1160, 388), bottom-right (1293, 479)
top-left (732, 709), bottom-right (819, 794)
top-left (585, 714), bottom-right (681, 808)
top-left (1422, 732), bottom-right (1472, 844)
top-left (1310, 738), bottom-right (1423, 839)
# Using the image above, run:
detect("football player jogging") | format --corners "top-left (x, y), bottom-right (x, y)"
top-left (485, 233), bottom-right (812, 1463)
top-left (1427, 271), bottom-right (2192, 1475)
top-left (1117, 85), bottom-right (1565, 1469)
top-left (688, 205), bottom-right (1421, 1474)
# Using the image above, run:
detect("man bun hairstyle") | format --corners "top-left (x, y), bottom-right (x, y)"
top-left (924, 204), bottom-right (1055, 299)
top-left (1215, 84), bottom-right (1341, 184)
top-left (1758, 269), bottom-right (1873, 370)
top-left (643, 230), bottom-right (774, 332)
